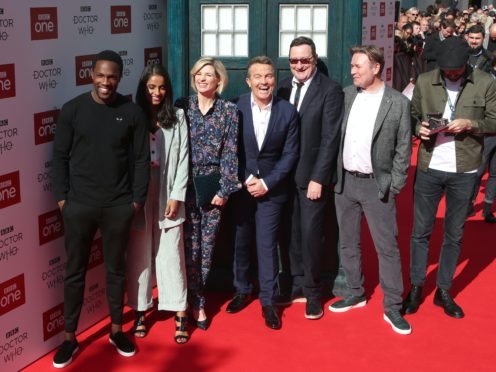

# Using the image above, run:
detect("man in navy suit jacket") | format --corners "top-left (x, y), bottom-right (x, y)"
top-left (226, 56), bottom-right (299, 329)
top-left (277, 37), bottom-right (343, 320)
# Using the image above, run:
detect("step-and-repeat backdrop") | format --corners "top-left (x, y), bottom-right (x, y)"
top-left (0, 1), bottom-right (166, 370)
top-left (362, 0), bottom-right (396, 85)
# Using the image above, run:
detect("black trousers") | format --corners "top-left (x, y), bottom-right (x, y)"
top-left (289, 186), bottom-right (329, 301)
top-left (62, 200), bottom-right (134, 332)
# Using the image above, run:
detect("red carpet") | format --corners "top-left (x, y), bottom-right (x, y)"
top-left (23, 142), bottom-right (496, 372)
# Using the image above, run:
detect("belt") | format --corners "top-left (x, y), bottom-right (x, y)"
top-left (345, 170), bottom-right (374, 179)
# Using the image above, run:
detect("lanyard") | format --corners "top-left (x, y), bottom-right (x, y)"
top-left (445, 88), bottom-right (459, 121)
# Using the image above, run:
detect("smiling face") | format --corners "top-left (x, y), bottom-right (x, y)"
top-left (351, 52), bottom-right (380, 91)
top-left (289, 44), bottom-right (317, 83)
top-left (194, 64), bottom-right (219, 97)
top-left (146, 74), bottom-right (167, 106)
top-left (467, 32), bottom-right (484, 50)
top-left (246, 62), bottom-right (275, 107)
top-left (91, 60), bottom-right (121, 104)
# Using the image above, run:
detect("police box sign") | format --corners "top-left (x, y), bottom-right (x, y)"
top-left (0, 63), bottom-right (15, 99)
top-left (34, 109), bottom-right (59, 145)
top-left (111, 6), bottom-right (131, 34)
top-left (0, 171), bottom-right (21, 209)
top-left (30, 7), bottom-right (58, 40)
top-left (0, 274), bottom-right (25, 316)
top-left (42, 302), bottom-right (64, 341)
top-left (75, 54), bottom-right (96, 86)
top-left (38, 209), bottom-right (63, 245)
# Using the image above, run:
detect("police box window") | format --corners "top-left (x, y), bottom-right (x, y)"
top-left (279, 4), bottom-right (328, 57)
top-left (201, 4), bottom-right (248, 57)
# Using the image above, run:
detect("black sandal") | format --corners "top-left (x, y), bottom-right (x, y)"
top-left (132, 311), bottom-right (147, 338)
top-left (174, 315), bottom-right (189, 344)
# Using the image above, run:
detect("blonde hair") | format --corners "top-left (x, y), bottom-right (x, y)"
top-left (190, 57), bottom-right (228, 94)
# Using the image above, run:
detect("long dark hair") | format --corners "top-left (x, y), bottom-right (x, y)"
top-left (136, 64), bottom-right (176, 129)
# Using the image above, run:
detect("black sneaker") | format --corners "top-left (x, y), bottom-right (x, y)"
top-left (328, 296), bottom-right (366, 313)
top-left (384, 310), bottom-right (412, 335)
top-left (53, 339), bottom-right (79, 368)
top-left (484, 213), bottom-right (496, 224)
top-left (305, 300), bottom-right (323, 319)
top-left (109, 331), bottom-right (136, 357)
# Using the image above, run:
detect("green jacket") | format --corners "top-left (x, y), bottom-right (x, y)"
top-left (411, 67), bottom-right (496, 172)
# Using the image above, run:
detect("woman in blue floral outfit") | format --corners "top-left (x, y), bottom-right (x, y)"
top-left (176, 57), bottom-right (240, 329)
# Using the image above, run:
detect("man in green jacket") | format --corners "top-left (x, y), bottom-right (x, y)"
top-left (404, 37), bottom-right (496, 319)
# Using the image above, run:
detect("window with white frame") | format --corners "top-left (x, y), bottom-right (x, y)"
top-left (279, 4), bottom-right (328, 57)
top-left (201, 5), bottom-right (249, 57)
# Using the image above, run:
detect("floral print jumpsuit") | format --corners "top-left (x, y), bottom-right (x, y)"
top-left (177, 95), bottom-right (240, 309)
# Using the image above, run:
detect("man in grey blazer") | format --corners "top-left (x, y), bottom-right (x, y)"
top-left (328, 46), bottom-right (412, 335)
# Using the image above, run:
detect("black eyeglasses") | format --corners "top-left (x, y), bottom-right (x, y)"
top-left (289, 57), bottom-right (313, 65)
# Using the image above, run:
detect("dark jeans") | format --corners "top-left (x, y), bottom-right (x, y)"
top-left (410, 168), bottom-right (476, 290)
top-left (471, 136), bottom-right (496, 205)
top-left (62, 200), bottom-right (134, 332)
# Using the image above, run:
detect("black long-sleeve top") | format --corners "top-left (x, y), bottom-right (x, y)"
top-left (52, 92), bottom-right (150, 207)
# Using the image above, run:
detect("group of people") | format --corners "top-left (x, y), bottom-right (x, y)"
top-left (50, 25), bottom-right (496, 369)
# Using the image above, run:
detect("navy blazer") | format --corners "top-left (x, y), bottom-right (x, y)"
top-left (278, 71), bottom-right (343, 187)
top-left (236, 93), bottom-right (299, 202)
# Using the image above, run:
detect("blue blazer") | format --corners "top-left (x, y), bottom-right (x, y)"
top-left (236, 93), bottom-right (299, 202)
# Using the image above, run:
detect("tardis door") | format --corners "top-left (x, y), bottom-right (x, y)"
top-left (188, 0), bottom-right (265, 99)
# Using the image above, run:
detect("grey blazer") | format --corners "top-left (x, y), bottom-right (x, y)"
top-left (334, 85), bottom-right (412, 199)
top-left (158, 108), bottom-right (189, 229)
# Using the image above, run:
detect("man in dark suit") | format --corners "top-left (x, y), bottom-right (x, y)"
top-left (277, 36), bottom-right (343, 319)
top-left (226, 56), bottom-right (299, 329)
top-left (328, 46), bottom-right (412, 335)
top-left (423, 18), bottom-right (456, 71)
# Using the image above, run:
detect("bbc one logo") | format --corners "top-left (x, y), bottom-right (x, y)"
top-left (111, 6), bottom-right (131, 34)
top-left (34, 109), bottom-right (59, 145)
top-left (30, 7), bottom-right (58, 40)
top-left (370, 25), bottom-right (377, 41)
top-left (144, 47), bottom-right (162, 66)
top-left (0, 63), bottom-right (15, 99)
top-left (87, 238), bottom-right (104, 270)
top-left (388, 24), bottom-right (394, 38)
top-left (75, 54), bottom-right (96, 86)
top-left (0, 274), bottom-right (25, 316)
top-left (38, 209), bottom-right (64, 245)
top-left (0, 171), bottom-right (21, 209)
top-left (42, 302), bottom-right (64, 341)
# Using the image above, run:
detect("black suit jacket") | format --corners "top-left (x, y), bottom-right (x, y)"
top-left (277, 71), bottom-right (344, 187)
top-left (235, 93), bottom-right (299, 202)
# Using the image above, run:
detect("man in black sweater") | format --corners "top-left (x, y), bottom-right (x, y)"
top-left (52, 50), bottom-right (150, 368)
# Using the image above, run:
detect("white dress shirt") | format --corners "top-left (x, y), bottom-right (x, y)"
top-left (289, 69), bottom-right (317, 111)
top-left (343, 86), bottom-right (385, 174)
top-left (246, 94), bottom-right (272, 190)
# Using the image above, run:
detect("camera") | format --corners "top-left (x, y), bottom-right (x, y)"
top-left (426, 112), bottom-right (449, 134)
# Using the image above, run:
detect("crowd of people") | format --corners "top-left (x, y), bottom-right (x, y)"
top-left (48, 3), bottom-right (496, 369)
